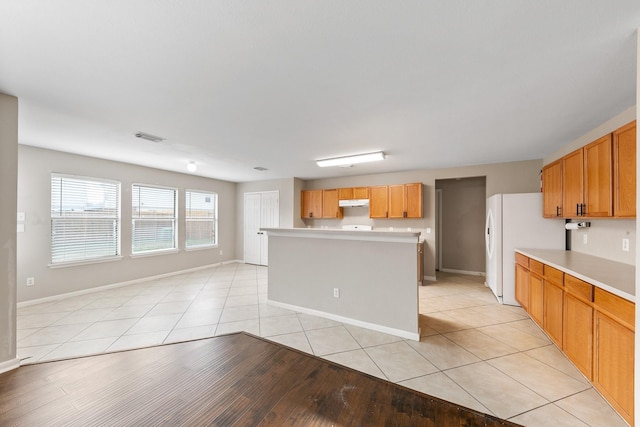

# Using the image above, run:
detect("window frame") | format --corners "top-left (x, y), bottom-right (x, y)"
top-left (185, 189), bottom-right (218, 250)
top-left (131, 183), bottom-right (178, 256)
top-left (50, 173), bottom-right (122, 267)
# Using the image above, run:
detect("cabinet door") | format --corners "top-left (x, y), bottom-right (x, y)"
top-left (515, 263), bottom-right (530, 310)
top-left (529, 273), bottom-right (544, 327)
top-left (613, 121), bottom-right (636, 218)
top-left (322, 189), bottom-right (343, 218)
top-left (562, 148), bottom-right (584, 218)
top-left (369, 186), bottom-right (389, 218)
top-left (563, 293), bottom-right (593, 379)
top-left (388, 185), bottom-right (406, 218)
top-left (542, 160), bottom-right (563, 218)
top-left (353, 187), bottom-right (370, 199)
top-left (338, 188), bottom-right (354, 200)
top-left (543, 281), bottom-right (563, 347)
top-left (301, 190), bottom-right (322, 219)
top-left (594, 312), bottom-right (634, 425)
top-left (583, 134), bottom-right (612, 217)
top-left (405, 183), bottom-right (423, 218)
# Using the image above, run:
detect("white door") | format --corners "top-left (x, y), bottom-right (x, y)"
top-left (244, 191), bottom-right (279, 266)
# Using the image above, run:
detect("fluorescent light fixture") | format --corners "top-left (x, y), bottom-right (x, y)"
top-left (134, 131), bottom-right (165, 143)
top-left (316, 151), bottom-right (385, 168)
top-left (187, 162), bottom-right (197, 173)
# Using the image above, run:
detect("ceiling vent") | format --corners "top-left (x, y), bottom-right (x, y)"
top-left (134, 132), bottom-right (165, 143)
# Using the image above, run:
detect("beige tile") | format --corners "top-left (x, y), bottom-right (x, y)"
top-left (555, 389), bottom-right (628, 427)
top-left (260, 314), bottom-right (303, 337)
top-left (71, 318), bottom-right (138, 341)
top-left (54, 308), bottom-right (113, 327)
top-left (189, 296), bottom-right (226, 311)
top-left (224, 294), bottom-right (259, 307)
top-left (214, 319), bottom-right (260, 336)
top-left (258, 304), bottom-right (297, 318)
top-left (297, 313), bottom-right (342, 331)
top-left (227, 286), bottom-right (258, 296)
top-left (146, 301), bottom-right (192, 316)
top-left (524, 345), bottom-right (590, 384)
top-left (364, 342), bottom-right (438, 382)
top-left (125, 314), bottom-right (181, 335)
top-left (101, 304), bottom-right (154, 320)
top-left (478, 321), bottom-right (550, 351)
top-left (323, 349), bottom-right (386, 380)
top-left (107, 331), bottom-right (169, 352)
top-left (509, 403), bottom-right (589, 427)
top-left (175, 309), bottom-right (222, 328)
top-left (82, 296), bottom-right (131, 309)
top-left (488, 353), bottom-right (590, 401)
top-left (445, 362), bottom-right (548, 419)
top-left (122, 294), bottom-right (167, 306)
top-left (17, 323), bottom-right (90, 346)
top-left (305, 326), bottom-right (360, 356)
top-left (161, 291), bottom-right (199, 303)
top-left (407, 334), bottom-right (480, 370)
top-left (164, 325), bottom-right (216, 343)
top-left (344, 325), bottom-right (403, 348)
top-left (43, 337), bottom-right (118, 361)
top-left (400, 372), bottom-right (489, 414)
top-left (17, 312), bottom-right (70, 329)
top-left (444, 329), bottom-right (518, 360)
top-left (265, 332), bottom-right (313, 354)
top-left (421, 312), bottom-right (472, 333)
top-left (18, 344), bottom-right (61, 364)
top-left (219, 305), bottom-right (259, 323)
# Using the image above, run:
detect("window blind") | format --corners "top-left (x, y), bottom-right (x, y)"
top-left (51, 174), bottom-right (121, 264)
top-left (132, 184), bottom-right (177, 253)
top-left (185, 190), bottom-right (217, 248)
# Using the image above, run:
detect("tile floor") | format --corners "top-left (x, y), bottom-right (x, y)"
top-left (16, 263), bottom-right (628, 426)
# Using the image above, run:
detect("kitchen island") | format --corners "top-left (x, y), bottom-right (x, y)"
top-left (262, 227), bottom-right (422, 340)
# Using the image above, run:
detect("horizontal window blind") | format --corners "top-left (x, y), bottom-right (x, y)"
top-left (132, 184), bottom-right (177, 253)
top-left (51, 174), bottom-right (120, 264)
top-left (185, 190), bottom-right (217, 248)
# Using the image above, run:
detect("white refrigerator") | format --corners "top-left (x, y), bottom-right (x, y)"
top-left (485, 193), bottom-right (565, 305)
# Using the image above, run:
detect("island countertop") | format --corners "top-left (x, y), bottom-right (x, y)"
top-left (261, 227), bottom-right (422, 243)
top-left (515, 249), bottom-right (635, 302)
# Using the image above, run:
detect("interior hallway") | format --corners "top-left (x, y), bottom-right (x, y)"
top-left (16, 263), bottom-right (627, 426)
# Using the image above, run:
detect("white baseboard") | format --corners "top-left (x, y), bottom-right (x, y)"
top-left (267, 299), bottom-right (420, 341)
top-left (18, 260), bottom-right (243, 308)
top-left (440, 268), bottom-right (485, 276)
top-left (0, 358), bottom-right (20, 374)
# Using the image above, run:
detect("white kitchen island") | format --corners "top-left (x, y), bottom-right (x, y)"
top-left (262, 227), bottom-right (421, 340)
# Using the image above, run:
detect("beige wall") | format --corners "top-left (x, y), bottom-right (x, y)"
top-left (301, 159), bottom-right (542, 278)
top-left (0, 94), bottom-right (18, 368)
top-left (17, 146), bottom-right (237, 303)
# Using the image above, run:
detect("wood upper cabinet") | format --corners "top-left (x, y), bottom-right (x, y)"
top-left (563, 275), bottom-right (594, 380)
top-left (542, 160), bottom-right (563, 218)
top-left (613, 121), bottom-right (636, 218)
top-left (301, 190), bottom-right (322, 219)
top-left (388, 183), bottom-right (423, 219)
top-left (322, 189), bottom-right (343, 219)
top-left (369, 186), bottom-right (389, 218)
top-left (583, 134), bottom-right (613, 217)
top-left (339, 187), bottom-right (370, 200)
top-left (562, 148), bottom-right (585, 218)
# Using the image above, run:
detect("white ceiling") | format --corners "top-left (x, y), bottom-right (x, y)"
top-left (0, 1), bottom-right (638, 182)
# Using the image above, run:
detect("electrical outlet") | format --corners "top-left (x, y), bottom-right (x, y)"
top-left (333, 288), bottom-right (340, 298)
top-left (26, 277), bottom-right (34, 286)
top-left (583, 234), bottom-right (588, 244)
top-left (622, 238), bottom-right (630, 252)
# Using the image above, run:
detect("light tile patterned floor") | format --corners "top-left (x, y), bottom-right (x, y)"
top-left (16, 264), bottom-right (628, 426)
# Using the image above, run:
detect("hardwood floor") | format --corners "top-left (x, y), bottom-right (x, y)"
top-left (1, 332), bottom-right (520, 426)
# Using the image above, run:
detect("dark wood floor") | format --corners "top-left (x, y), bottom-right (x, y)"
top-left (0, 333), bottom-right (521, 426)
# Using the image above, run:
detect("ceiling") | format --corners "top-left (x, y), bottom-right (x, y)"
top-left (0, 1), bottom-right (638, 183)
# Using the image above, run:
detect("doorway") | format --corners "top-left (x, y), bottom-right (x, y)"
top-left (244, 191), bottom-right (279, 266)
top-left (435, 177), bottom-right (486, 275)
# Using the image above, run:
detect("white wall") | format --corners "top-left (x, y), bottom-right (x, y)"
top-left (0, 94), bottom-right (18, 369)
top-left (17, 146), bottom-right (237, 303)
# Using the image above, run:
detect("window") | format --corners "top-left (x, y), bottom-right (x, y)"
top-left (185, 190), bottom-right (217, 248)
top-left (51, 174), bottom-right (121, 264)
top-left (132, 184), bottom-right (177, 254)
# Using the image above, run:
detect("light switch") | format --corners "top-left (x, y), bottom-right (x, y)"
top-left (17, 223), bottom-right (24, 233)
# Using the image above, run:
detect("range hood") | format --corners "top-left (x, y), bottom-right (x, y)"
top-left (339, 199), bottom-right (370, 208)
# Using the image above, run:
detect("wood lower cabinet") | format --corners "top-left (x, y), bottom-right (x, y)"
top-left (322, 189), bottom-right (343, 219)
top-left (529, 260), bottom-right (544, 327)
top-left (515, 262), bottom-right (529, 311)
top-left (542, 160), bottom-right (563, 218)
top-left (543, 265), bottom-right (564, 347)
top-left (614, 121), bottom-right (636, 217)
top-left (301, 190), bottom-right (323, 219)
top-left (563, 291), bottom-right (594, 380)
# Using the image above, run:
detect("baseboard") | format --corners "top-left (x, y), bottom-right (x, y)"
top-left (423, 275), bottom-right (437, 282)
top-left (18, 260), bottom-right (242, 308)
top-left (440, 268), bottom-right (485, 276)
top-left (0, 357), bottom-right (20, 374)
top-left (267, 299), bottom-right (420, 341)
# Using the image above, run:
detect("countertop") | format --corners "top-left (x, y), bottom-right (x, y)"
top-left (515, 249), bottom-right (635, 302)
top-left (261, 227), bottom-right (422, 243)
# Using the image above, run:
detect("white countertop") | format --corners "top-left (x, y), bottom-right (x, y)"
top-left (515, 249), bottom-right (635, 302)
top-left (261, 227), bottom-right (421, 244)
